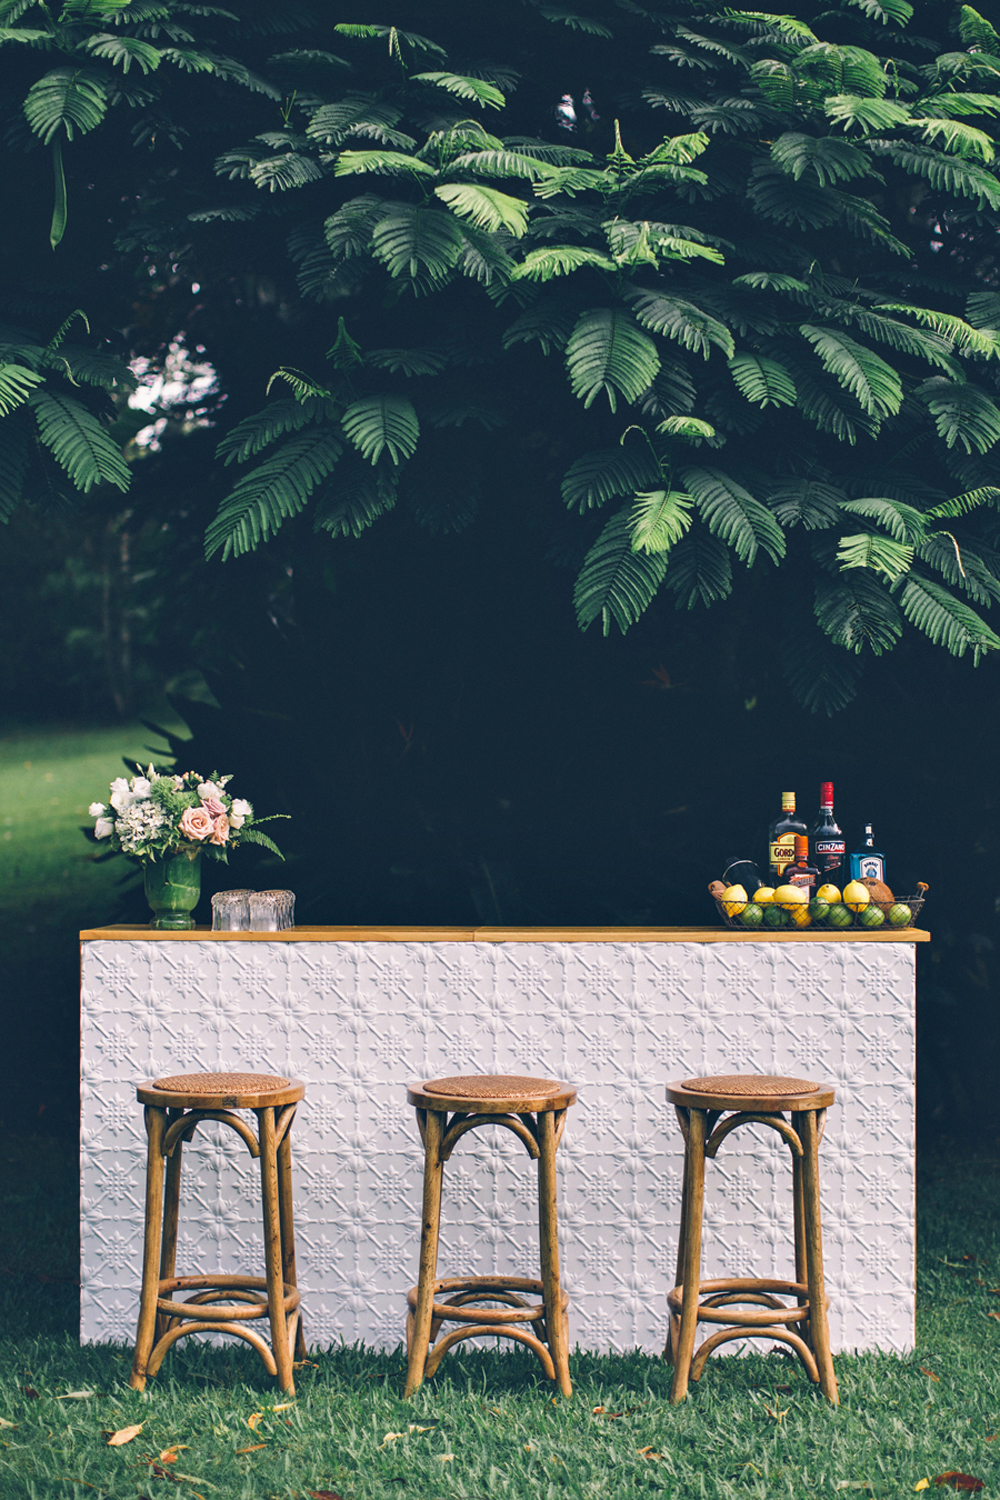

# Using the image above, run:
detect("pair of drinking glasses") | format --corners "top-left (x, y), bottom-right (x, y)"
top-left (211, 889), bottom-right (295, 931)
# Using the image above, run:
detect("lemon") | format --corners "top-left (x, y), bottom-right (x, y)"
top-left (816, 883), bottom-right (841, 904)
top-left (827, 903), bottom-right (852, 928)
top-left (788, 905), bottom-right (812, 928)
top-left (740, 903), bottom-right (764, 928)
top-left (773, 884), bottom-right (808, 905)
top-left (888, 903), bottom-right (912, 928)
top-left (843, 879), bottom-right (870, 914)
top-left (753, 887), bottom-right (775, 905)
top-left (720, 883), bottom-right (748, 918)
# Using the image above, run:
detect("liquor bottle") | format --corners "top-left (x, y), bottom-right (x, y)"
top-left (849, 824), bottom-right (886, 883)
top-left (782, 834), bottom-right (818, 895)
top-left (767, 792), bottom-right (808, 883)
top-left (809, 782), bottom-right (846, 884)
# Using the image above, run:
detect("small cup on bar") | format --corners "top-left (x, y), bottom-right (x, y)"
top-left (211, 890), bottom-right (254, 932)
top-left (249, 890), bottom-right (296, 932)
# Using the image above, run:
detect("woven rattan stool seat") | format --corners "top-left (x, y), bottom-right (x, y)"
top-left (130, 1067), bottom-right (305, 1395)
top-left (684, 1074), bottom-right (818, 1096)
top-left (403, 1072), bottom-right (577, 1398)
top-left (667, 1074), bottom-right (835, 1112)
top-left (409, 1074), bottom-right (576, 1113)
top-left (138, 1073), bottom-right (304, 1110)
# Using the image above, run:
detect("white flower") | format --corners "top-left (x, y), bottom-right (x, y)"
top-left (109, 777), bottom-right (134, 812)
top-left (89, 802), bottom-right (106, 818)
top-left (95, 817), bottom-right (114, 839)
top-left (131, 777), bottom-right (152, 799)
top-left (229, 798), bottom-right (252, 829)
top-left (197, 780), bottom-right (223, 803)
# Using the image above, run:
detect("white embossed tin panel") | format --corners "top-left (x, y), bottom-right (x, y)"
top-left (80, 939), bottom-right (915, 1354)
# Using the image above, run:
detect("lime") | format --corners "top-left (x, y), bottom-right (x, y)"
top-left (740, 903), bottom-right (763, 929)
top-left (763, 904), bottom-right (789, 928)
top-left (888, 903), bottom-right (912, 928)
top-left (826, 903), bottom-right (852, 929)
top-left (808, 897), bottom-right (830, 922)
top-left (858, 904), bottom-right (885, 928)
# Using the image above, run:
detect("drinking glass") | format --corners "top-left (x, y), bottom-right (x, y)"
top-left (249, 890), bottom-right (296, 931)
top-left (211, 890), bottom-right (253, 931)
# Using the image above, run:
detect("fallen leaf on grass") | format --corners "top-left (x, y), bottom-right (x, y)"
top-left (0, 1419), bottom-right (16, 1429)
top-left (437, 1454), bottom-right (455, 1463)
top-left (379, 1433), bottom-right (405, 1448)
top-left (834, 1483), bottom-right (874, 1492)
top-left (293, 1360), bottom-right (320, 1370)
top-left (933, 1475), bottom-right (985, 1492)
top-left (246, 1412), bottom-right (264, 1431)
top-left (57, 1391), bottom-right (97, 1400)
top-left (22, 1387), bottom-right (39, 1399)
top-left (764, 1404), bottom-right (789, 1422)
top-left (638, 1447), bottom-right (663, 1460)
top-left (235, 1445), bottom-right (267, 1455)
top-left (916, 1483), bottom-right (930, 1492)
top-left (920, 1368), bottom-right (941, 1381)
top-left (305, 1491), bottom-right (345, 1499)
top-left (159, 1447), bottom-right (189, 1464)
top-left (271, 1402), bottom-right (295, 1413)
top-left (988, 1313), bottom-right (1000, 1323)
top-left (107, 1423), bottom-right (144, 1447)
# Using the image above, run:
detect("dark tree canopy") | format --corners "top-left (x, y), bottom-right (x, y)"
top-left (5, 0), bottom-right (1000, 710)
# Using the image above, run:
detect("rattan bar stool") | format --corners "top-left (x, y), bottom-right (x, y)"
top-left (665, 1074), bottom-right (838, 1406)
top-left (130, 1072), bottom-right (305, 1395)
top-left (404, 1073), bottom-right (577, 1399)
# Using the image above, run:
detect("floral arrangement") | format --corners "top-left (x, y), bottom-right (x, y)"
top-left (89, 767), bottom-right (284, 862)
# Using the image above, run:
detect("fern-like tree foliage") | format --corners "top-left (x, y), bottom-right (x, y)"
top-left (11, 0), bottom-right (1000, 708)
top-left (0, 312), bottom-right (133, 519)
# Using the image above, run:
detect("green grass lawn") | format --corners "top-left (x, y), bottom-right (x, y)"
top-left (0, 721), bottom-right (184, 1132)
top-left (0, 1138), bottom-right (998, 1499)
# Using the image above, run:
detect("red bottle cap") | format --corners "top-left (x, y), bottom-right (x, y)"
top-left (794, 834), bottom-right (809, 858)
top-left (820, 781), bottom-right (833, 807)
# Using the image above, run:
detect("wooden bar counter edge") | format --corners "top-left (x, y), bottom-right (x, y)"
top-left (80, 924), bottom-right (930, 943)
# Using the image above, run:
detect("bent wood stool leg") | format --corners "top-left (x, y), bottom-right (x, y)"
top-left (155, 1108), bottom-right (184, 1344)
top-left (258, 1106), bottom-right (294, 1396)
top-left (131, 1105), bottom-right (167, 1391)
top-left (800, 1109), bottom-right (838, 1405)
top-left (670, 1106), bottom-right (706, 1404)
top-left (276, 1115), bottom-right (306, 1361)
top-left (537, 1109), bottom-right (572, 1399)
top-left (405, 1107), bottom-right (446, 1399)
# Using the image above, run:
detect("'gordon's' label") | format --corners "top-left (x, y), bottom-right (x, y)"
top-left (769, 834), bottom-right (795, 871)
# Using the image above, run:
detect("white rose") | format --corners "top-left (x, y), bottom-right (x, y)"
top-left (109, 777), bottom-right (133, 812)
top-left (229, 797), bottom-right (252, 830)
top-left (197, 780), bottom-right (223, 803)
top-left (95, 817), bottom-right (114, 839)
top-left (89, 802), bottom-right (106, 818)
top-left (131, 777), bottom-right (152, 799)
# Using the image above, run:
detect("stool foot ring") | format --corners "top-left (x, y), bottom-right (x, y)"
top-left (406, 1276), bottom-right (568, 1387)
top-left (667, 1278), bottom-right (828, 1393)
top-left (130, 1274), bottom-right (299, 1391)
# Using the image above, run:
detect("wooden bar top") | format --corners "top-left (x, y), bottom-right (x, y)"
top-left (80, 924), bottom-right (930, 943)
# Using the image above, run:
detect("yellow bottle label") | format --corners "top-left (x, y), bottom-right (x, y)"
top-left (769, 833), bottom-right (795, 873)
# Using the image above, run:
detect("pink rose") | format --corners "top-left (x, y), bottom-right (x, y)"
top-left (209, 813), bottom-right (230, 846)
top-left (179, 806), bottom-right (214, 841)
top-left (201, 795), bottom-right (226, 819)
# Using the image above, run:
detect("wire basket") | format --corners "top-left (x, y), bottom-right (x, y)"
top-left (714, 892), bottom-right (926, 932)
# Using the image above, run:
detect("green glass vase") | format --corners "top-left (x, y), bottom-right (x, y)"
top-left (144, 849), bottom-right (202, 930)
